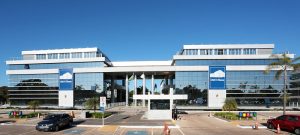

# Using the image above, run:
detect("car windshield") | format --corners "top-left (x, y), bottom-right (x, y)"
top-left (43, 114), bottom-right (61, 120)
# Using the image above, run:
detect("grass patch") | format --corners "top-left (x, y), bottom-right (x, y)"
top-left (89, 112), bottom-right (112, 119)
top-left (214, 112), bottom-right (253, 120)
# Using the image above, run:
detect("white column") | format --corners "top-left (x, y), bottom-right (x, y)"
top-left (148, 92), bottom-right (151, 112)
top-left (142, 73), bottom-right (146, 107)
top-left (125, 74), bottom-right (128, 106)
top-left (134, 74), bottom-right (137, 106)
top-left (151, 74), bottom-right (154, 95)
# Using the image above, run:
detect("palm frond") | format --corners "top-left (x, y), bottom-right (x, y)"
top-left (274, 70), bottom-right (283, 80)
top-left (270, 54), bottom-right (281, 59)
top-left (265, 62), bottom-right (282, 73)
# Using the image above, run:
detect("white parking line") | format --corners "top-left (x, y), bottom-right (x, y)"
top-left (213, 117), bottom-right (229, 123)
top-left (177, 127), bottom-right (185, 135)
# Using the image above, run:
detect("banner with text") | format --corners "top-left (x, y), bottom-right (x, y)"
top-left (209, 66), bottom-right (226, 90)
top-left (59, 69), bottom-right (73, 90)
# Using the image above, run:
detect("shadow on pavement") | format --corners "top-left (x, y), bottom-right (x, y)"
top-left (0, 120), bottom-right (16, 123)
top-left (72, 119), bottom-right (86, 125)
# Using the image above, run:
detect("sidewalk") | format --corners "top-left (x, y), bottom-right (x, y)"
top-left (1, 108), bottom-right (175, 128)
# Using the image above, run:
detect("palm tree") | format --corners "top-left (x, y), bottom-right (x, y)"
top-left (85, 97), bottom-right (99, 112)
top-left (264, 53), bottom-right (300, 114)
top-left (28, 100), bottom-right (40, 112)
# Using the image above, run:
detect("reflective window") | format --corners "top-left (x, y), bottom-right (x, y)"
top-left (175, 71), bottom-right (208, 106)
top-left (175, 59), bottom-right (279, 66)
top-left (175, 71), bottom-right (292, 106)
top-left (9, 74), bottom-right (59, 87)
top-left (200, 49), bottom-right (213, 55)
top-left (36, 54), bottom-right (46, 60)
top-left (72, 52), bottom-right (82, 58)
top-left (59, 53), bottom-right (70, 59)
top-left (150, 100), bottom-right (170, 110)
top-left (215, 49), bottom-right (226, 55)
top-left (244, 49), bottom-right (256, 55)
top-left (184, 49), bottom-right (198, 55)
top-left (84, 52), bottom-right (96, 58)
top-left (229, 49), bottom-right (242, 55)
top-left (8, 62), bottom-right (104, 70)
top-left (48, 53), bottom-right (58, 59)
top-left (75, 73), bottom-right (103, 92)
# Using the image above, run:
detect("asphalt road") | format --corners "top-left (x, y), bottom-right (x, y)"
top-left (0, 111), bottom-right (296, 135)
top-left (176, 112), bottom-right (291, 135)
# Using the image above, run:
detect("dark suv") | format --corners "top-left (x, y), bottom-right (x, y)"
top-left (267, 114), bottom-right (300, 134)
top-left (36, 113), bottom-right (73, 131)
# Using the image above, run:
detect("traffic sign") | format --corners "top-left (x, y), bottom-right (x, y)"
top-left (100, 97), bottom-right (106, 111)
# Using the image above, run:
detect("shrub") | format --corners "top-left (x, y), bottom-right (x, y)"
top-left (9, 112), bottom-right (40, 119)
top-left (222, 98), bottom-right (238, 111)
top-left (89, 112), bottom-right (112, 118)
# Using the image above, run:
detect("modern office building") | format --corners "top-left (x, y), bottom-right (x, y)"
top-left (6, 44), bottom-right (298, 108)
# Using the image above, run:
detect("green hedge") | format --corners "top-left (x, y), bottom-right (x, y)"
top-left (89, 112), bottom-right (112, 118)
top-left (9, 112), bottom-right (40, 119)
top-left (214, 112), bottom-right (253, 120)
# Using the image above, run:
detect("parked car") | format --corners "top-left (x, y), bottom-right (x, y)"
top-left (267, 114), bottom-right (300, 134)
top-left (36, 113), bottom-right (73, 132)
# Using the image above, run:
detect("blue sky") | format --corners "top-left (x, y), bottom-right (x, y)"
top-left (0, 0), bottom-right (300, 86)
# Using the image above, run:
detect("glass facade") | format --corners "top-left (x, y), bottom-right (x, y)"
top-left (8, 62), bottom-right (104, 70)
top-left (9, 74), bottom-right (59, 87)
top-left (175, 71), bottom-right (208, 106)
top-left (6, 46), bottom-right (298, 108)
top-left (75, 73), bottom-right (103, 91)
top-left (176, 59), bottom-right (278, 66)
top-left (174, 69), bottom-right (297, 106)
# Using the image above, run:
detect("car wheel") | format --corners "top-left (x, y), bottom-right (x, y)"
top-left (55, 125), bottom-right (59, 131)
top-left (295, 128), bottom-right (300, 135)
top-left (68, 122), bottom-right (72, 127)
top-left (267, 123), bottom-right (274, 129)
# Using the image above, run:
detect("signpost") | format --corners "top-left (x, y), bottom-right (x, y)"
top-left (100, 97), bottom-right (106, 126)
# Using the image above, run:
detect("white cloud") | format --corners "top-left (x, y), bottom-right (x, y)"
top-left (210, 70), bottom-right (225, 78)
top-left (60, 72), bottom-right (73, 80)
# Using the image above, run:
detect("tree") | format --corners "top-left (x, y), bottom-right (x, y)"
top-left (264, 54), bottom-right (300, 115)
top-left (85, 97), bottom-right (99, 112)
top-left (0, 86), bottom-right (8, 104)
top-left (222, 98), bottom-right (238, 111)
top-left (28, 100), bottom-right (40, 112)
top-left (75, 85), bottom-right (85, 90)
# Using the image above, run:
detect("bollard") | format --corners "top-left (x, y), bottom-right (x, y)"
top-left (253, 122), bottom-right (259, 130)
top-left (38, 113), bottom-right (40, 118)
top-left (276, 124), bottom-right (280, 134)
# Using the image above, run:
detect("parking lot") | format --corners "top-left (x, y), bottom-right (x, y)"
top-left (0, 109), bottom-right (299, 135)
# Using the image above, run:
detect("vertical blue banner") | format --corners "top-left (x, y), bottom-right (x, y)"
top-left (209, 66), bottom-right (226, 89)
top-left (59, 69), bottom-right (73, 90)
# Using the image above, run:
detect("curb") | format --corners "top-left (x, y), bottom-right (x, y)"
top-left (236, 125), bottom-right (267, 129)
top-left (120, 125), bottom-right (180, 129)
top-left (74, 125), bottom-right (104, 128)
